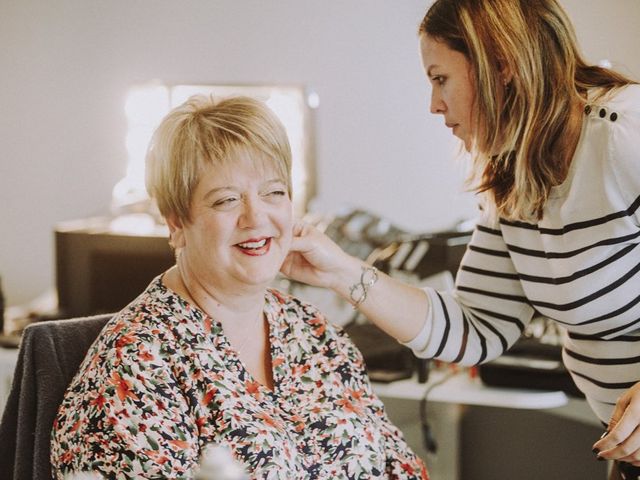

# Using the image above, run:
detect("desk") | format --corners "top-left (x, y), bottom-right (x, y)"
top-left (373, 369), bottom-right (568, 409)
top-left (0, 346), bottom-right (571, 422)
top-left (373, 371), bottom-right (608, 480)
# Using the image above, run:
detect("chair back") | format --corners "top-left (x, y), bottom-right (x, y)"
top-left (0, 314), bottom-right (113, 480)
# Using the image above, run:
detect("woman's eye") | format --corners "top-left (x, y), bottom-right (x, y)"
top-left (262, 189), bottom-right (287, 199)
top-left (213, 197), bottom-right (239, 207)
top-left (432, 75), bottom-right (446, 86)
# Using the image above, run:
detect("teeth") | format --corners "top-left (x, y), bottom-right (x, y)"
top-left (238, 238), bottom-right (268, 249)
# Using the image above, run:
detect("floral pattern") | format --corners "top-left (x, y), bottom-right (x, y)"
top-left (51, 276), bottom-right (428, 479)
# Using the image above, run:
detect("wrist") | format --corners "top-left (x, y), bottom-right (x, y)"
top-left (329, 256), bottom-right (371, 302)
top-left (348, 266), bottom-right (379, 309)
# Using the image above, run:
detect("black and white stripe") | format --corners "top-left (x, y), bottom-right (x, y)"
top-left (406, 85), bottom-right (640, 422)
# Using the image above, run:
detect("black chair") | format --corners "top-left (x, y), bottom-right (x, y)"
top-left (0, 314), bottom-right (112, 480)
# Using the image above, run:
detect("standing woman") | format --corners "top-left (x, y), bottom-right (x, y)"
top-left (281, 0), bottom-right (640, 476)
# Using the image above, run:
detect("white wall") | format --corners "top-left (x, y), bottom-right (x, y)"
top-left (1, 0), bottom-right (639, 307)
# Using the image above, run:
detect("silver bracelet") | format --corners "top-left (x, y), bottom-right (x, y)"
top-left (349, 266), bottom-right (379, 309)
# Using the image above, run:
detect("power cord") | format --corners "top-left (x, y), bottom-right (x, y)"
top-left (419, 369), bottom-right (461, 454)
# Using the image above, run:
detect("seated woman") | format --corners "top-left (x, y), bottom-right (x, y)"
top-left (51, 95), bottom-right (428, 479)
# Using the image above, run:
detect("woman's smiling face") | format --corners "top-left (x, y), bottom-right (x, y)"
top-left (170, 152), bottom-right (293, 292)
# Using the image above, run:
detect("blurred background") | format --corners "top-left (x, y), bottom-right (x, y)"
top-left (1, 0), bottom-right (639, 309)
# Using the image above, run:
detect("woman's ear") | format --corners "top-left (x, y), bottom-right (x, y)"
top-left (166, 214), bottom-right (186, 250)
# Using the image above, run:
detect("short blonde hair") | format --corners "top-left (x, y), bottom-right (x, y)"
top-left (420, 0), bottom-right (635, 220)
top-left (145, 95), bottom-right (292, 223)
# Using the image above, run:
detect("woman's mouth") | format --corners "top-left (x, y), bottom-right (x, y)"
top-left (235, 237), bottom-right (272, 256)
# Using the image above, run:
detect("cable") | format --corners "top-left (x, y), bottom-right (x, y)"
top-left (419, 369), bottom-right (461, 454)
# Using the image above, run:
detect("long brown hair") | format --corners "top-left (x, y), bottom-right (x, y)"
top-left (420, 0), bottom-right (636, 220)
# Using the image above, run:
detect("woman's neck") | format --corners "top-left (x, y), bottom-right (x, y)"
top-left (164, 264), bottom-right (274, 390)
top-left (164, 264), bottom-right (266, 329)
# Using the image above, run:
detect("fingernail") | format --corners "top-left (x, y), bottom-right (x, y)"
top-left (600, 430), bottom-right (609, 439)
top-left (592, 448), bottom-right (600, 455)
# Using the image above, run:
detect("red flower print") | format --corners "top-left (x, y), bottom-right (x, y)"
top-left (168, 439), bottom-right (190, 451)
top-left (60, 450), bottom-right (74, 464)
top-left (257, 412), bottom-right (282, 430)
top-left (138, 349), bottom-right (154, 362)
top-left (70, 419), bottom-right (82, 433)
top-left (110, 322), bottom-right (125, 334)
top-left (348, 388), bottom-right (363, 401)
top-left (90, 393), bottom-right (107, 411)
top-left (290, 414), bottom-right (306, 432)
top-left (145, 449), bottom-right (170, 465)
top-left (196, 416), bottom-right (207, 429)
top-left (336, 397), bottom-right (363, 416)
top-left (203, 386), bottom-right (218, 406)
top-left (245, 380), bottom-right (261, 398)
top-left (110, 372), bottom-right (139, 402)
top-left (116, 333), bottom-right (136, 349)
top-left (401, 462), bottom-right (415, 475)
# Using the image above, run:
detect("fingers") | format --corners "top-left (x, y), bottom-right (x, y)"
top-left (288, 221), bottom-right (317, 252)
top-left (599, 426), bottom-right (640, 465)
top-left (594, 394), bottom-right (629, 453)
top-left (610, 394), bottom-right (631, 433)
top-left (594, 388), bottom-right (640, 462)
top-left (279, 253), bottom-right (294, 278)
top-left (288, 233), bottom-right (313, 254)
top-left (292, 219), bottom-right (311, 238)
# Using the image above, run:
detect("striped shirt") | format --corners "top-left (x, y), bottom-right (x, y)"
top-left (406, 84), bottom-right (640, 422)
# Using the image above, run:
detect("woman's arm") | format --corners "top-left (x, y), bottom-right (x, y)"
top-left (282, 217), bottom-right (534, 365)
top-left (51, 324), bottom-right (200, 479)
top-left (590, 84), bottom-right (640, 465)
top-left (281, 221), bottom-right (430, 343)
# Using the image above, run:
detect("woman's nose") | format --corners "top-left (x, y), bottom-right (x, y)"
top-left (430, 90), bottom-right (445, 115)
top-left (238, 197), bottom-right (266, 229)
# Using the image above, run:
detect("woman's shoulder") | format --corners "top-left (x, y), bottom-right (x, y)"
top-left (266, 288), bottom-right (322, 316)
top-left (265, 288), bottom-right (364, 363)
top-left (584, 84), bottom-right (640, 150)
top-left (587, 85), bottom-right (640, 206)
top-left (99, 276), bottom-right (195, 349)
top-left (265, 288), bottom-right (341, 338)
top-left (591, 84), bottom-right (640, 116)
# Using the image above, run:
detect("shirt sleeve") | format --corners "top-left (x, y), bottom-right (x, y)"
top-left (404, 214), bottom-right (535, 365)
top-left (608, 85), bottom-right (640, 224)
top-left (51, 321), bottom-right (200, 479)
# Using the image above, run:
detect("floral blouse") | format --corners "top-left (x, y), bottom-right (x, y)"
top-left (51, 276), bottom-right (428, 479)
